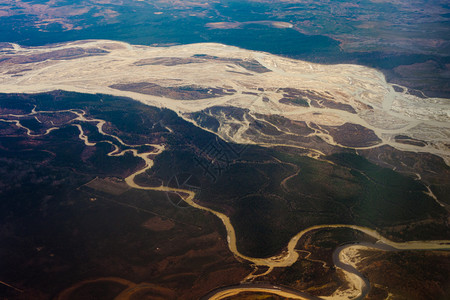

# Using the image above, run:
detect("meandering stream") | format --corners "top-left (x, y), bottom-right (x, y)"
top-left (2, 107), bottom-right (450, 300)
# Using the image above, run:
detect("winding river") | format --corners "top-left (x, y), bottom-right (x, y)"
top-left (1, 107), bottom-right (450, 300)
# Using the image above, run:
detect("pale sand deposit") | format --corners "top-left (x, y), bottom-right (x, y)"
top-left (0, 40), bottom-right (449, 164)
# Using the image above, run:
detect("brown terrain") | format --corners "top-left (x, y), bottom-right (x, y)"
top-left (353, 249), bottom-right (450, 300)
top-left (1, 48), bottom-right (109, 65)
top-left (0, 40), bottom-right (449, 300)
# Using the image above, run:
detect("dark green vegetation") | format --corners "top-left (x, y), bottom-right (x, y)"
top-left (279, 97), bottom-right (309, 107)
top-left (1, 0), bottom-right (449, 96)
top-left (194, 148), bottom-right (448, 257)
top-left (0, 1), bottom-right (340, 57)
top-left (360, 145), bottom-right (450, 209)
